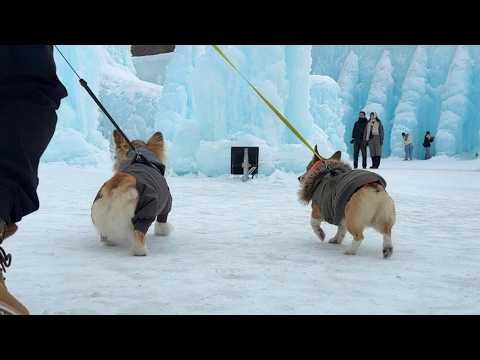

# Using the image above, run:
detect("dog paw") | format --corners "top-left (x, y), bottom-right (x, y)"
top-left (100, 236), bottom-right (117, 247)
top-left (344, 249), bottom-right (357, 256)
top-left (328, 237), bottom-right (340, 244)
top-left (130, 246), bottom-right (148, 256)
top-left (154, 222), bottom-right (173, 236)
top-left (383, 247), bottom-right (393, 259)
top-left (311, 226), bottom-right (325, 241)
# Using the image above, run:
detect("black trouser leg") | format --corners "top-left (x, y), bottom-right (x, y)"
top-left (353, 142), bottom-right (360, 168)
top-left (376, 156), bottom-right (381, 168)
top-left (360, 144), bottom-right (367, 168)
top-left (0, 101), bottom-right (57, 224)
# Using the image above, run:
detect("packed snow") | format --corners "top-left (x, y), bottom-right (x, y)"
top-left (4, 157), bottom-right (480, 314)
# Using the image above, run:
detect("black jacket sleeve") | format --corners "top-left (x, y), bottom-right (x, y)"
top-left (0, 45), bottom-right (68, 109)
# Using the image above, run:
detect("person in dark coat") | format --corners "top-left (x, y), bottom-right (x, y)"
top-left (423, 131), bottom-right (434, 160)
top-left (364, 112), bottom-right (384, 169)
top-left (0, 45), bottom-right (67, 315)
top-left (350, 111), bottom-right (368, 169)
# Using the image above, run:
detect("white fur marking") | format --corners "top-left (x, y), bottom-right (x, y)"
top-left (154, 222), bottom-right (173, 236)
top-left (310, 217), bottom-right (325, 241)
top-left (91, 187), bottom-right (138, 245)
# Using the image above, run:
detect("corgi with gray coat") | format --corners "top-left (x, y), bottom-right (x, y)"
top-left (91, 130), bottom-right (173, 256)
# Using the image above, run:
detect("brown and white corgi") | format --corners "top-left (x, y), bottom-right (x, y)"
top-left (298, 146), bottom-right (396, 258)
top-left (91, 130), bottom-right (173, 256)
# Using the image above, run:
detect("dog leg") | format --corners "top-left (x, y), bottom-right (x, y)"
top-left (154, 221), bottom-right (173, 237)
top-left (329, 224), bottom-right (347, 244)
top-left (382, 227), bottom-right (393, 259)
top-left (345, 232), bottom-right (363, 255)
top-left (100, 235), bottom-right (116, 247)
top-left (130, 230), bottom-right (148, 256)
top-left (310, 217), bottom-right (325, 241)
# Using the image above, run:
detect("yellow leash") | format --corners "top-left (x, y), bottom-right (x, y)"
top-left (211, 45), bottom-right (322, 160)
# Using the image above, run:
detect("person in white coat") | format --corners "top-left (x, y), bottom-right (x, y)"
top-left (402, 132), bottom-right (413, 160)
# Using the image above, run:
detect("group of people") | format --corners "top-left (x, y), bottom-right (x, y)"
top-left (401, 131), bottom-right (434, 160)
top-left (351, 111), bottom-right (435, 168)
top-left (351, 111), bottom-right (384, 169)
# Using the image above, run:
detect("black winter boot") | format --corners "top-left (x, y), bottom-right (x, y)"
top-left (0, 218), bottom-right (29, 315)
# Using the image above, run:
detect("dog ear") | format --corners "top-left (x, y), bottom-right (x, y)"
top-left (313, 144), bottom-right (326, 161)
top-left (329, 151), bottom-right (342, 161)
top-left (147, 131), bottom-right (165, 161)
top-left (113, 129), bottom-right (126, 149)
top-left (147, 132), bottom-right (164, 147)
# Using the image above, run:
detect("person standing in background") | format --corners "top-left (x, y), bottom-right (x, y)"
top-left (423, 131), bottom-right (434, 160)
top-left (402, 132), bottom-right (413, 160)
top-left (364, 112), bottom-right (384, 169)
top-left (350, 111), bottom-right (369, 169)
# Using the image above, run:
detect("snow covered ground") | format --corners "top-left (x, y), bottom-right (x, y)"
top-left (5, 157), bottom-right (480, 314)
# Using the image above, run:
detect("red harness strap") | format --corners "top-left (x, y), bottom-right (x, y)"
top-left (307, 159), bottom-right (325, 176)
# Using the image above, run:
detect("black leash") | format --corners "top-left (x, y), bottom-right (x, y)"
top-left (54, 45), bottom-right (165, 175)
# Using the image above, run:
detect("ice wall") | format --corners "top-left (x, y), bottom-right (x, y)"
top-left (390, 46), bottom-right (429, 158)
top-left (45, 45), bottom-right (109, 165)
top-left (284, 45), bottom-right (314, 144)
top-left (309, 75), bottom-right (346, 155)
top-left (46, 45), bottom-right (164, 166)
top-left (436, 46), bottom-right (477, 155)
top-left (363, 50), bottom-right (395, 154)
top-left (156, 45), bottom-right (336, 176)
top-left (337, 50), bottom-right (360, 151)
top-left (132, 52), bottom-right (174, 85)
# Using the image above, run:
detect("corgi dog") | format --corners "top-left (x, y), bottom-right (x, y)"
top-left (91, 130), bottom-right (173, 256)
top-left (298, 146), bottom-right (396, 258)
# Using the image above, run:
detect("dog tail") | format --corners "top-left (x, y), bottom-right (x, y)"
top-left (366, 182), bottom-right (385, 193)
top-left (91, 173), bottom-right (138, 242)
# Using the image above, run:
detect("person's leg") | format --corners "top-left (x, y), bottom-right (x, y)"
top-left (0, 102), bottom-right (57, 224)
top-left (0, 101), bottom-right (57, 315)
top-left (352, 142), bottom-right (360, 169)
top-left (404, 145), bottom-right (408, 160)
top-left (360, 144), bottom-right (367, 169)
